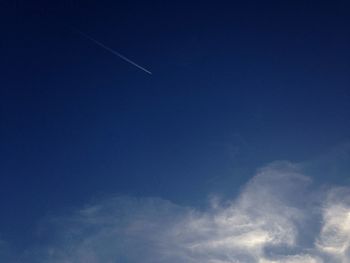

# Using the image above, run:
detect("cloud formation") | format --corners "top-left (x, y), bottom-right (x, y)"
top-left (15, 161), bottom-right (350, 262)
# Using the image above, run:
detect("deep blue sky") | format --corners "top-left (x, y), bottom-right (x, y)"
top-left (1, 0), bottom-right (350, 251)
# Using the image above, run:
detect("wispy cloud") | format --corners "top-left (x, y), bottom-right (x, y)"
top-left (10, 161), bottom-right (350, 262)
top-left (0, 239), bottom-right (11, 262)
top-left (316, 187), bottom-right (350, 262)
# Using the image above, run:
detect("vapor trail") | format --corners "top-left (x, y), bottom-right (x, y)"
top-left (76, 30), bottom-right (152, 75)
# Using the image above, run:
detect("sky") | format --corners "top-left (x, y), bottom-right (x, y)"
top-left (1, 0), bottom-right (350, 262)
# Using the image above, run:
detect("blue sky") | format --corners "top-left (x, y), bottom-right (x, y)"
top-left (1, 1), bottom-right (350, 262)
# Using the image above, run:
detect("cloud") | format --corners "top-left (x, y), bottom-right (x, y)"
top-left (0, 239), bottom-right (11, 262)
top-left (316, 187), bottom-right (350, 261)
top-left (13, 161), bottom-right (350, 262)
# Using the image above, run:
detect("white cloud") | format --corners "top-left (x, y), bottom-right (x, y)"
top-left (12, 161), bottom-right (350, 262)
top-left (316, 187), bottom-right (350, 262)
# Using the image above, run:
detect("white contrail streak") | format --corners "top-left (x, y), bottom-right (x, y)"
top-left (77, 30), bottom-right (152, 75)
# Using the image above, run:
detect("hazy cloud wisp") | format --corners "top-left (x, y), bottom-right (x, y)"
top-left (12, 161), bottom-right (350, 263)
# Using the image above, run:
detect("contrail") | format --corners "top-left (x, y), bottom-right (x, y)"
top-left (76, 30), bottom-right (152, 75)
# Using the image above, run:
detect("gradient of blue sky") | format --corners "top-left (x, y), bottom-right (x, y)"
top-left (1, 0), bottom-right (350, 261)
